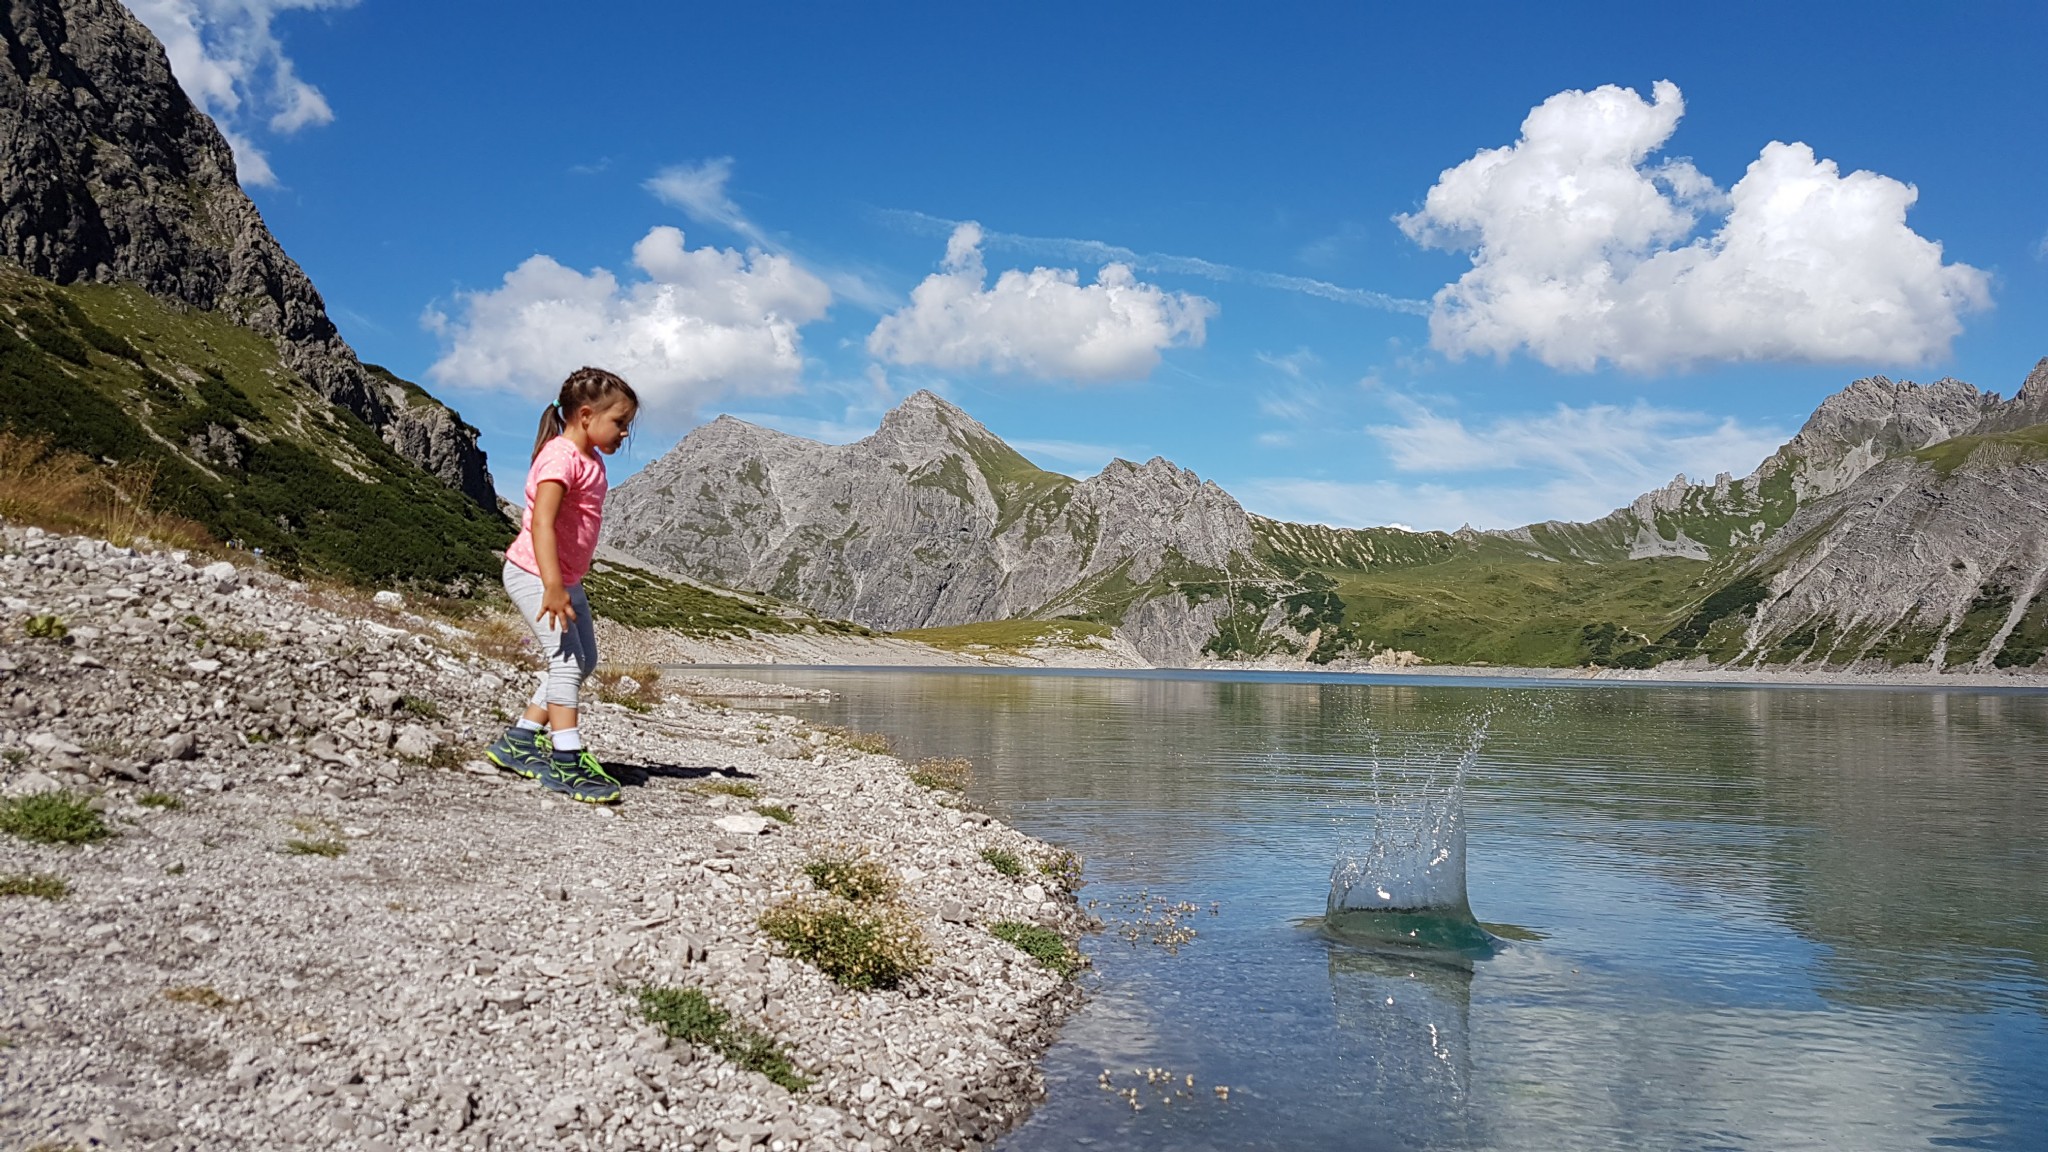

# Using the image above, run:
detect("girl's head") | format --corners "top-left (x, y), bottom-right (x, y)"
top-left (532, 367), bottom-right (639, 459)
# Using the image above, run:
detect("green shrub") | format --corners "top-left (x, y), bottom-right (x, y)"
top-left (0, 872), bottom-right (68, 900)
top-left (23, 614), bottom-right (67, 641)
top-left (0, 791), bottom-right (110, 845)
top-left (137, 793), bottom-right (183, 810)
top-left (753, 804), bottom-right (795, 825)
top-left (803, 855), bottom-right (897, 903)
top-left (908, 756), bottom-right (971, 792)
top-left (398, 694), bottom-right (442, 719)
top-left (760, 896), bottom-right (930, 991)
top-left (990, 921), bottom-right (1081, 977)
top-left (633, 985), bottom-right (807, 1091)
top-left (980, 848), bottom-right (1024, 876)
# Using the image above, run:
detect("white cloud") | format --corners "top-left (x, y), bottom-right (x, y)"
top-left (1399, 80), bottom-right (1990, 371)
top-left (646, 157), bottom-right (768, 248)
top-left (123, 0), bottom-right (350, 187)
top-left (1245, 398), bottom-right (1788, 531)
top-left (880, 208), bottom-right (1429, 316)
top-left (867, 223), bottom-right (1217, 382)
top-left (424, 226), bottom-right (832, 417)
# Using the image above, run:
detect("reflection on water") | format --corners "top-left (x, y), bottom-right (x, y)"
top-left (737, 667), bottom-right (2048, 1151)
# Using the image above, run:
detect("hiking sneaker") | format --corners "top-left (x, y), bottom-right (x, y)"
top-left (484, 728), bottom-right (549, 780)
top-left (539, 750), bottom-right (621, 805)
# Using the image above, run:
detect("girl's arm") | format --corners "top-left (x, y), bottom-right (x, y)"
top-left (530, 480), bottom-right (576, 630)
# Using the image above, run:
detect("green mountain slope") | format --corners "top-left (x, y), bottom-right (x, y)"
top-left (0, 264), bottom-right (508, 586)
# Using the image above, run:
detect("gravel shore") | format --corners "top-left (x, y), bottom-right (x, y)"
top-left (0, 525), bottom-right (1086, 1152)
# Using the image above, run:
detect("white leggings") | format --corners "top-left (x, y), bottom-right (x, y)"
top-left (502, 560), bottom-right (596, 708)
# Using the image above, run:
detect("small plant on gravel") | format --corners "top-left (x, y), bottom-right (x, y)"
top-left (284, 817), bottom-right (346, 857)
top-left (0, 791), bottom-right (110, 845)
top-left (990, 921), bottom-right (1082, 978)
top-left (632, 985), bottom-right (809, 1092)
top-left (425, 743), bottom-right (464, 771)
top-left (468, 616), bottom-right (535, 668)
top-left (593, 663), bottom-right (664, 712)
top-left (162, 985), bottom-right (231, 1010)
top-left (1037, 848), bottom-right (1084, 894)
top-left (285, 836), bottom-right (347, 857)
top-left (398, 694), bottom-right (442, 720)
top-left (216, 628), bottom-right (267, 651)
top-left (753, 804), bottom-right (795, 825)
top-left (695, 779), bottom-right (759, 800)
top-left (759, 896), bottom-right (931, 991)
top-left (138, 793), bottom-right (183, 810)
top-left (0, 872), bottom-right (68, 900)
top-left (803, 854), bottom-right (897, 903)
top-left (824, 726), bottom-right (893, 756)
top-left (22, 614), bottom-right (68, 642)
top-left (980, 847), bottom-right (1025, 876)
top-left (908, 756), bottom-right (972, 792)
top-left (2, 748), bottom-right (26, 766)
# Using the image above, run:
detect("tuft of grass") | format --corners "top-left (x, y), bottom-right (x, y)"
top-left (138, 792), bottom-right (184, 810)
top-left (0, 872), bottom-right (68, 900)
top-left (593, 663), bottom-right (665, 713)
top-left (284, 837), bottom-right (347, 857)
top-left (633, 985), bottom-right (808, 1091)
top-left (908, 756), bottom-right (972, 792)
top-left (980, 848), bottom-right (1024, 877)
top-left (759, 896), bottom-right (930, 991)
top-left (695, 779), bottom-right (759, 800)
top-left (162, 985), bottom-right (231, 1009)
top-left (1037, 847), bottom-right (1085, 894)
top-left (468, 615), bottom-right (536, 668)
top-left (753, 803), bottom-right (795, 825)
top-left (825, 726), bottom-right (893, 756)
top-left (803, 854), bottom-right (897, 904)
top-left (990, 921), bottom-right (1082, 978)
top-left (0, 791), bottom-right (111, 845)
top-left (398, 694), bottom-right (443, 720)
top-left (23, 613), bottom-right (69, 641)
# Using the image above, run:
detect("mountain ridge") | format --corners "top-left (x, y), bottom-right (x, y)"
top-left (607, 363), bottom-right (2048, 672)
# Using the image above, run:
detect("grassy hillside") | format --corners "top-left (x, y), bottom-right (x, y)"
top-left (0, 263), bottom-right (509, 587)
top-left (582, 557), bottom-right (873, 639)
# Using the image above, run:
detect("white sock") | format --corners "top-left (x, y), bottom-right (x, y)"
top-left (515, 718), bottom-right (544, 733)
top-left (551, 727), bottom-right (583, 752)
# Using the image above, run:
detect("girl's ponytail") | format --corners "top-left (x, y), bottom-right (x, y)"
top-left (530, 401), bottom-right (566, 461)
top-left (530, 366), bottom-right (637, 460)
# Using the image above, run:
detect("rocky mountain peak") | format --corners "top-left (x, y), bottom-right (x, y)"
top-left (1790, 375), bottom-right (2000, 458)
top-left (0, 0), bottom-right (494, 507)
top-left (862, 389), bottom-right (1002, 467)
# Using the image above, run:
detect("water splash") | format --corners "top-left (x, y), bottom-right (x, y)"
top-left (1325, 719), bottom-right (1496, 955)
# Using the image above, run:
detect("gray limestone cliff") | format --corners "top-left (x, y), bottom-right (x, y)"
top-left (603, 391), bottom-right (1277, 663)
top-left (0, 0), bottom-right (494, 507)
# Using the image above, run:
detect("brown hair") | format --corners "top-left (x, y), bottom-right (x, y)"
top-left (531, 367), bottom-right (639, 460)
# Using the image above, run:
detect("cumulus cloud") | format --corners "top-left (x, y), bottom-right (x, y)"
top-left (867, 223), bottom-right (1217, 382)
top-left (424, 226), bottom-right (832, 415)
top-left (124, 0), bottom-right (350, 186)
top-left (1246, 398), bottom-right (1788, 530)
top-left (1399, 80), bottom-right (1990, 371)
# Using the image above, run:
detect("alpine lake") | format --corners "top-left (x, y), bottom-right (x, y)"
top-left (711, 666), bottom-right (2048, 1152)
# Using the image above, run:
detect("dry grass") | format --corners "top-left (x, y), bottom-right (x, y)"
top-left (909, 756), bottom-right (973, 792)
top-left (760, 895), bottom-right (930, 991)
top-left (467, 614), bottom-right (537, 668)
top-left (593, 663), bottom-right (664, 712)
top-left (162, 985), bottom-right (233, 1009)
top-left (0, 429), bottom-right (211, 549)
top-left (824, 726), bottom-right (894, 756)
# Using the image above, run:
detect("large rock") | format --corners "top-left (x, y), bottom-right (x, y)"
top-left (0, 0), bottom-right (494, 508)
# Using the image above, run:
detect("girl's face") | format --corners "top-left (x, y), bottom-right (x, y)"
top-left (577, 398), bottom-right (636, 454)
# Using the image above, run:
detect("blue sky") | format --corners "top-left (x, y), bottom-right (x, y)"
top-left (132, 0), bottom-right (2048, 530)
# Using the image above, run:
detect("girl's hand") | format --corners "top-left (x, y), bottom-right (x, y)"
top-left (539, 583), bottom-right (577, 632)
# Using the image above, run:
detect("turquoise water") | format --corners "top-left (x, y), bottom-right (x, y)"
top-left (750, 668), bottom-right (2048, 1151)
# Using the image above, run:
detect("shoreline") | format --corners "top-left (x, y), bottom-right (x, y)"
top-left (602, 626), bottom-right (2048, 694)
top-left (1, 526), bottom-right (1088, 1151)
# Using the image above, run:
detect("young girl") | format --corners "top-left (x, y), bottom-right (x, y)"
top-left (484, 367), bottom-right (639, 804)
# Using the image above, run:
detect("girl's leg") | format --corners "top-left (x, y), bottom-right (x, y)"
top-left (488, 562), bottom-right (561, 777)
top-left (543, 584), bottom-right (599, 750)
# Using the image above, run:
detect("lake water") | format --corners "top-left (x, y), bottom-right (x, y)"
top-left (743, 668), bottom-right (2048, 1152)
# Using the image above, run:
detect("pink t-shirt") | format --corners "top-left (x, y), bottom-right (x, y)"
top-left (505, 436), bottom-right (608, 586)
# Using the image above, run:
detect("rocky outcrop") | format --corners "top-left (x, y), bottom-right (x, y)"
top-left (0, 0), bottom-right (494, 507)
top-left (604, 391), bottom-right (1272, 662)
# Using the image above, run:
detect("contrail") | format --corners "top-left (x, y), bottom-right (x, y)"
top-left (877, 208), bottom-right (1432, 317)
